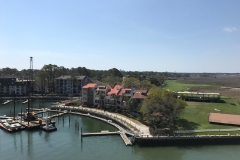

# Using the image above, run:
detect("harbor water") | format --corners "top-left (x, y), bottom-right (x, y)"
top-left (1, 101), bottom-right (240, 160)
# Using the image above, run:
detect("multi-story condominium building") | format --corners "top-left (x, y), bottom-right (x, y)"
top-left (0, 77), bottom-right (32, 96)
top-left (93, 85), bottom-right (110, 106)
top-left (55, 75), bottom-right (91, 96)
top-left (82, 83), bottom-right (146, 109)
top-left (105, 85), bottom-right (122, 107)
top-left (82, 83), bottom-right (97, 106)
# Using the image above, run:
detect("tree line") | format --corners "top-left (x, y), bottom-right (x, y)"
top-left (0, 65), bottom-right (190, 94)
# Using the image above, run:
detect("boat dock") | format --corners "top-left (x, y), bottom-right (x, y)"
top-left (0, 116), bottom-right (13, 119)
top-left (66, 111), bottom-right (133, 146)
top-left (48, 112), bottom-right (66, 118)
top-left (82, 131), bottom-right (119, 137)
top-left (25, 108), bottom-right (43, 111)
top-left (120, 132), bottom-right (132, 146)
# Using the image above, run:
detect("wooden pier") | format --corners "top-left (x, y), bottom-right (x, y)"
top-left (51, 106), bottom-right (134, 146)
top-left (82, 131), bottom-right (119, 137)
top-left (25, 108), bottom-right (43, 111)
top-left (48, 112), bottom-right (66, 118)
top-left (0, 116), bottom-right (13, 119)
top-left (120, 132), bottom-right (132, 146)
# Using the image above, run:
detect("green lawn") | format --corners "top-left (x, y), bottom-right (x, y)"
top-left (162, 80), bottom-right (215, 92)
top-left (162, 79), bottom-right (240, 134)
top-left (177, 97), bottom-right (240, 130)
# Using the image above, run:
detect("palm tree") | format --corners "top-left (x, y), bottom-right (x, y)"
top-left (111, 94), bottom-right (117, 109)
top-left (99, 93), bottom-right (105, 109)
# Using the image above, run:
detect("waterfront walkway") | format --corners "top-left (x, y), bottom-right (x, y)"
top-left (51, 105), bottom-right (151, 137)
top-left (79, 106), bottom-right (151, 137)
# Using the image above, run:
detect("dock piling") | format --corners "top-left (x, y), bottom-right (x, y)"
top-left (69, 115), bottom-right (70, 126)
top-left (81, 127), bottom-right (82, 142)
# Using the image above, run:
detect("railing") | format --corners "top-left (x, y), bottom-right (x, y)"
top-left (174, 128), bottom-right (240, 134)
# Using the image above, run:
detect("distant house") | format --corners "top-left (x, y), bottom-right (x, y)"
top-left (55, 75), bottom-right (91, 96)
top-left (132, 90), bottom-right (148, 104)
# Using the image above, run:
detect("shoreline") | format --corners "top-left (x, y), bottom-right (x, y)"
top-left (51, 105), bottom-right (151, 137)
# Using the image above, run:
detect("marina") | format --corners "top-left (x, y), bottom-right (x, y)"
top-left (1, 101), bottom-right (240, 159)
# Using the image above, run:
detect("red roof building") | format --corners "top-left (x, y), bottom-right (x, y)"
top-left (209, 112), bottom-right (240, 126)
top-left (82, 83), bottom-right (97, 89)
top-left (82, 83), bottom-right (97, 106)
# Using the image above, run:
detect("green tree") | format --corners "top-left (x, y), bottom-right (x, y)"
top-left (139, 80), bottom-right (155, 90)
top-left (108, 68), bottom-right (123, 77)
top-left (99, 93), bottom-right (105, 108)
top-left (140, 87), bottom-right (186, 133)
top-left (121, 77), bottom-right (140, 88)
top-left (0, 83), bottom-right (2, 94)
top-left (102, 76), bottom-right (122, 88)
top-left (111, 94), bottom-right (117, 109)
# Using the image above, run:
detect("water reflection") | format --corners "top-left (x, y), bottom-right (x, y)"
top-left (27, 131), bottom-right (33, 158)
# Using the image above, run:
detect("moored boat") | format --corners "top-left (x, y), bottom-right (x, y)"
top-left (0, 119), bottom-right (25, 132)
top-left (40, 117), bottom-right (57, 132)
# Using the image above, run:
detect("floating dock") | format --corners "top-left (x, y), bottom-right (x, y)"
top-left (120, 132), bottom-right (132, 146)
top-left (82, 131), bottom-right (119, 137)
top-left (0, 116), bottom-right (13, 119)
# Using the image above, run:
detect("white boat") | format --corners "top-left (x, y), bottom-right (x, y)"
top-left (0, 119), bottom-right (25, 132)
top-left (22, 100), bottom-right (28, 104)
top-left (2, 100), bottom-right (11, 105)
top-left (40, 117), bottom-right (57, 132)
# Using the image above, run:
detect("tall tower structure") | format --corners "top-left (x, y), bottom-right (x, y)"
top-left (27, 57), bottom-right (33, 125)
top-left (30, 57), bottom-right (33, 93)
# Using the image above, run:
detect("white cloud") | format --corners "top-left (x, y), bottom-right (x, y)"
top-left (223, 27), bottom-right (237, 32)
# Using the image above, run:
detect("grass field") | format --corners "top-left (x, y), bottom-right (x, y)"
top-left (163, 78), bottom-right (240, 133)
top-left (162, 80), bottom-right (216, 92)
top-left (177, 98), bottom-right (240, 131)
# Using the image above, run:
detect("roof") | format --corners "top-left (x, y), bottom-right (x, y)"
top-left (56, 75), bottom-right (71, 79)
top-left (117, 88), bottom-right (126, 96)
top-left (0, 75), bottom-right (17, 78)
top-left (56, 75), bottom-right (87, 80)
top-left (133, 90), bottom-right (147, 99)
top-left (76, 75), bottom-right (87, 80)
top-left (151, 112), bottom-right (163, 117)
top-left (209, 113), bottom-right (240, 125)
top-left (82, 83), bottom-right (97, 89)
top-left (134, 90), bottom-right (147, 93)
top-left (107, 85), bottom-right (122, 95)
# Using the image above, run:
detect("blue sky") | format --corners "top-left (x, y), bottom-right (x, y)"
top-left (0, 0), bottom-right (239, 72)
